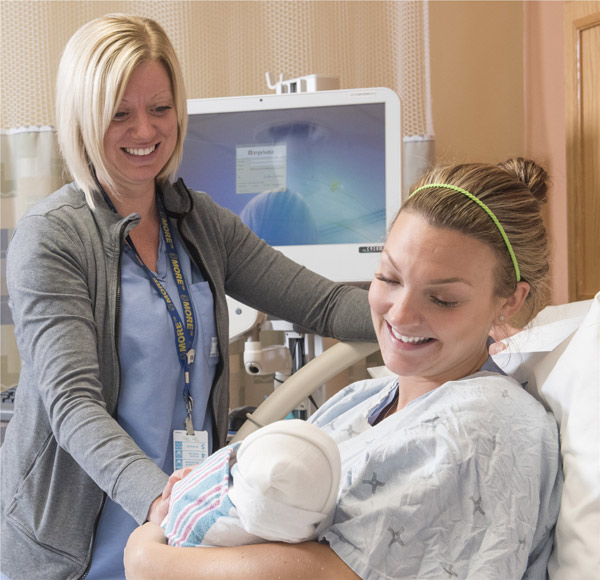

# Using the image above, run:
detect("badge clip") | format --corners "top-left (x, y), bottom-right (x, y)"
top-left (185, 395), bottom-right (194, 435)
top-left (187, 349), bottom-right (195, 365)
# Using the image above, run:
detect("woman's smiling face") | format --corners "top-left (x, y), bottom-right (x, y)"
top-left (369, 211), bottom-right (504, 387)
top-left (101, 60), bottom-right (177, 197)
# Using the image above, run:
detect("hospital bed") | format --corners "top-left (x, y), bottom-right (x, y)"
top-left (232, 292), bottom-right (600, 579)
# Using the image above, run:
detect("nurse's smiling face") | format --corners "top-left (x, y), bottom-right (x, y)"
top-left (369, 211), bottom-right (505, 388)
top-left (101, 60), bottom-right (178, 198)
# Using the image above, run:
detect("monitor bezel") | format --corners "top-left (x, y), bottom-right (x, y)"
top-left (184, 88), bottom-right (402, 283)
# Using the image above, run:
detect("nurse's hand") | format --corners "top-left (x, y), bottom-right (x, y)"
top-left (489, 322), bottom-right (520, 355)
top-left (124, 522), bottom-right (167, 579)
top-left (146, 466), bottom-right (195, 524)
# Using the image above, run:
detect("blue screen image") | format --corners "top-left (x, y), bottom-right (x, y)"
top-left (179, 103), bottom-right (386, 247)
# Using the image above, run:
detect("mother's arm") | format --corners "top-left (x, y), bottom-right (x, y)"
top-left (124, 523), bottom-right (361, 580)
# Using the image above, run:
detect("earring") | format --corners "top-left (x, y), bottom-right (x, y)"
top-left (499, 315), bottom-right (505, 323)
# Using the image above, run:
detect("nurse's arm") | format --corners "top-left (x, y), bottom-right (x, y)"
top-left (124, 522), bottom-right (361, 580)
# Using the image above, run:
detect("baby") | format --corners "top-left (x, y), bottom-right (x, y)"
top-left (161, 419), bottom-right (341, 547)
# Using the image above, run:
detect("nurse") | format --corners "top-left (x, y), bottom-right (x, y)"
top-left (0, 14), bottom-right (375, 580)
top-left (124, 158), bottom-right (562, 579)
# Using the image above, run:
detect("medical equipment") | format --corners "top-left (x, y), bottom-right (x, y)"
top-left (243, 341), bottom-right (292, 378)
top-left (179, 87), bottom-right (402, 284)
top-left (231, 340), bottom-right (379, 441)
top-left (265, 72), bottom-right (340, 94)
top-left (241, 319), bottom-right (337, 419)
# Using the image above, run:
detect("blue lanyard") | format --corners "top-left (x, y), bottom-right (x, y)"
top-left (102, 188), bottom-right (198, 434)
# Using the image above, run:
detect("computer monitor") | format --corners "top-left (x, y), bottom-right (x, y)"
top-left (180, 88), bottom-right (402, 283)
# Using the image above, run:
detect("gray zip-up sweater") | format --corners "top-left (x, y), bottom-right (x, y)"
top-left (1, 179), bottom-right (375, 580)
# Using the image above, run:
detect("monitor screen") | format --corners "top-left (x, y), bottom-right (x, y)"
top-left (180, 88), bottom-right (402, 283)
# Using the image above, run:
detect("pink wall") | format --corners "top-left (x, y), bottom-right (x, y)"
top-left (524, 1), bottom-right (569, 304)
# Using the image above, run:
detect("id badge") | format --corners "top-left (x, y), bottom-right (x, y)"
top-left (173, 429), bottom-right (208, 471)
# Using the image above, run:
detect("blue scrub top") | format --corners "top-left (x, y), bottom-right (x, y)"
top-left (86, 222), bottom-right (218, 580)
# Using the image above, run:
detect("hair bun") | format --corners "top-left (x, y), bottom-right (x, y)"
top-left (498, 157), bottom-right (549, 204)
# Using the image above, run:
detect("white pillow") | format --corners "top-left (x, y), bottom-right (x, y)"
top-left (493, 294), bottom-right (600, 579)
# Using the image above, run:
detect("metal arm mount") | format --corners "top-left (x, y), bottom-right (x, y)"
top-left (230, 340), bottom-right (380, 442)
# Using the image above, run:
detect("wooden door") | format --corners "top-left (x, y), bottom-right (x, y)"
top-left (565, 1), bottom-right (600, 301)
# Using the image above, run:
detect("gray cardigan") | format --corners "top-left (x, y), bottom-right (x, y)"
top-left (1, 179), bottom-right (375, 580)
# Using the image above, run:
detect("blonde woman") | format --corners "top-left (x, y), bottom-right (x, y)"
top-left (125, 159), bottom-right (562, 579)
top-left (0, 15), bottom-right (375, 580)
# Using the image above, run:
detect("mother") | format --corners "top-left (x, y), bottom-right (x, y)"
top-left (125, 158), bottom-right (562, 579)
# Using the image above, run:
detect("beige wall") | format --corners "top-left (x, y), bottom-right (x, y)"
top-left (429, 1), bottom-right (525, 163)
top-left (429, 0), bottom-right (569, 305)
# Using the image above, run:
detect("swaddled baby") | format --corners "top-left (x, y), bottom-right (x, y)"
top-left (161, 419), bottom-right (341, 547)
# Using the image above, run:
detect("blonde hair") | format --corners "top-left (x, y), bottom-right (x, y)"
top-left (55, 14), bottom-right (188, 206)
top-left (403, 158), bottom-right (550, 327)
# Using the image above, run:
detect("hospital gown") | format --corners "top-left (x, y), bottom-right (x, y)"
top-left (310, 372), bottom-right (562, 580)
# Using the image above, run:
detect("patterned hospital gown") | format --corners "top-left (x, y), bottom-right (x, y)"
top-left (309, 372), bottom-right (562, 580)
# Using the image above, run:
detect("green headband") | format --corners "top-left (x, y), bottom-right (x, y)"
top-left (409, 183), bottom-right (521, 282)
